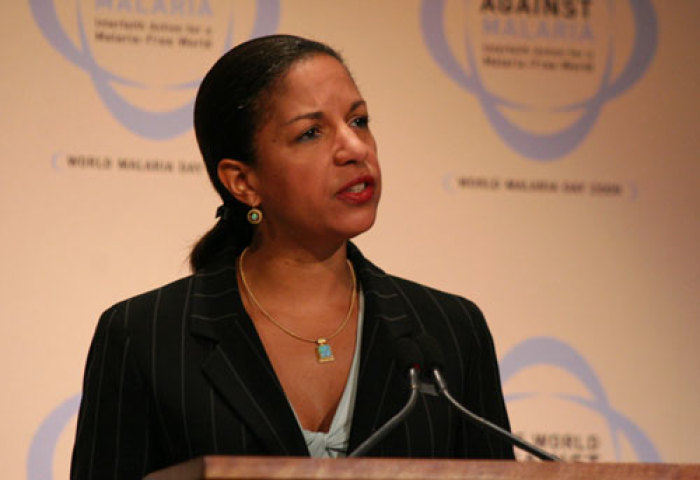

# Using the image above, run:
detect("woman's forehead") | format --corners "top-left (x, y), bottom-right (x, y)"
top-left (271, 55), bottom-right (361, 111)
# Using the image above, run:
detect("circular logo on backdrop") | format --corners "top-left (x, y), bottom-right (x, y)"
top-left (27, 394), bottom-right (80, 480)
top-left (420, 0), bottom-right (657, 160)
top-left (500, 337), bottom-right (661, 461)
top-left (28, 0), bottom-right (280, 140)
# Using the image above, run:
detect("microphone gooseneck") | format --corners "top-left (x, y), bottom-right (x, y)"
top-left (348, 338), bottom-right (423, 457)
top-left (414, 333), bottom-right (560, 462)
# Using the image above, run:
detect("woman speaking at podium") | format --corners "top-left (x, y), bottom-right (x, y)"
top-left (71, 34), bottom-right (514, 479)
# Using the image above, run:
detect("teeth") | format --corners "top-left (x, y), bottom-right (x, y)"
top-left (346, 182), bottom-right (366, 193)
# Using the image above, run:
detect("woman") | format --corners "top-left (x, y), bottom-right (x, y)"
top-left (71, 34), bottom-right (514, 479)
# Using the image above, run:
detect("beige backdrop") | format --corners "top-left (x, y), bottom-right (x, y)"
top-left (1, 1), bottom-right (698, 478)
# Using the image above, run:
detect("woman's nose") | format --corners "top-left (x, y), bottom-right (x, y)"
top-left (334, 124), bottom-right (370, 165)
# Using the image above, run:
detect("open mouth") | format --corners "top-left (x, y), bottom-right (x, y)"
top-left (337, 176), bottom-right (376, 204)
top-left (345, 182), bottom-right (367, 194)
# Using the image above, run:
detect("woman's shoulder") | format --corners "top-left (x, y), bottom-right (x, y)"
top-left (384, 273), bottom-right (488, 331)
top-left (350, 243), bottom-right (484, 318)
top-left (94, 273), bottom-right (199, 336)
top-left (95, 252), bottom-right (240, 333)
top-left (350, 248), bottom-right (490, 345)
top-left (111, 274), bottom-right (196, 312)
top-left (363, 271), bottom-right (499, 372)
top-left (387, 273), bottom-right (480, 308)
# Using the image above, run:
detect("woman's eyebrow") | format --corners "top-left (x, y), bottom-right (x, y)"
top-left (284, 111), bottom-right (323, 125)
top-left (284, 100), bottom-right (367, 126)
top-left (348, 100), bottom-right (366, 113)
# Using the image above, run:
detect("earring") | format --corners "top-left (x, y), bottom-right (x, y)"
top-left (247, 206), bottom-right (262, 225)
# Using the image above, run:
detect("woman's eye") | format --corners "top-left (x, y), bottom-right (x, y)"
top-left (297, 127), bottom-right (320, 142)
top-left (350, 115), bottom-right (370, 129)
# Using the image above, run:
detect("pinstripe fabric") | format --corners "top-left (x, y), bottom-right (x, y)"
top-left (71, 243), bottom-right (514, 479)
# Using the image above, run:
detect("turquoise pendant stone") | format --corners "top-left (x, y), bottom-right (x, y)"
top-left (316, 339), bottom-right (334, 363)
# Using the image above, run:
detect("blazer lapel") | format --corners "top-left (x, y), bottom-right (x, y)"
top-left (347, 244), bottom-right (420, 454)
top-left (188, 251), bottom-right (308, 456)
top-left (185, 244), bottom-right (418, 457)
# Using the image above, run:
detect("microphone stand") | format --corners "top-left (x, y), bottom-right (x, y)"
top-left (348, 367), bottom-right (421, 457)
top-left (432, 369), bottom-right (560, 461)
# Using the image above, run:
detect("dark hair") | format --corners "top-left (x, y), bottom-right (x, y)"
top-left (189, 34), bottom-right (344, 271)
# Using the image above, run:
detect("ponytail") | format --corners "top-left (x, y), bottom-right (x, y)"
top-left (189, 202), bottom-right (254, 272)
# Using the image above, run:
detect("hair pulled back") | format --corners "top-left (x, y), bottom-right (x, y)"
top-left (190, 35), bottom-right (343, 271)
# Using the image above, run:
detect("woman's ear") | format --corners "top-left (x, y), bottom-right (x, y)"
top-left (217, 159), bottom-right (261, 207)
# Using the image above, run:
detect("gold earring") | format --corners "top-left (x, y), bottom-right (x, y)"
top-left (247, 206), bottom-right (262, 224)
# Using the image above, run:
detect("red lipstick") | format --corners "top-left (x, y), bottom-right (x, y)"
top-left (336, 175), bottom-right (375, 204)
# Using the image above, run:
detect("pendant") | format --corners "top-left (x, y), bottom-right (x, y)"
top-left (316, 338), bottom-right (335, 363)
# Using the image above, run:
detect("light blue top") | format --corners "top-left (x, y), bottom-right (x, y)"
top-left (288, 289), bottom-right (364, 458)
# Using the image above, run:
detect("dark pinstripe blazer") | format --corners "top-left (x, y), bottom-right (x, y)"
top-left (71, 243), bottom-right (514, 479)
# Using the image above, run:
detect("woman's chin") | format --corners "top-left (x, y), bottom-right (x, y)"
top-left (339, 214), bottom-right (378, 240)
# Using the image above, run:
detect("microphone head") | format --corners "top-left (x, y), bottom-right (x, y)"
top-left (414, 333), bottom-right (445, 371)
top-left (392, 337), bottom-right (424, 373)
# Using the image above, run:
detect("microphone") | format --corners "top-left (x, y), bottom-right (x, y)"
top-left (414, 333), bottom-right (560, 462)
top-left (348, 337), bottom-right (423, 457)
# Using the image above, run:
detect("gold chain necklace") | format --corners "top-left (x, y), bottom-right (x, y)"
top-left (238, 247), bottom-right (357, 363)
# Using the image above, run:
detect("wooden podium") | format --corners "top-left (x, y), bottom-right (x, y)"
top-left (145, 456), bottom-right (700, 480)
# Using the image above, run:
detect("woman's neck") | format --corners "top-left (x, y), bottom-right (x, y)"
top-left (240, 238), bottom-right (353, 302)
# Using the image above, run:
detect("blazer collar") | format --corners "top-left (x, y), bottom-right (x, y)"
top-left (187, 243), bottom-right (420, 456)
top-left (189, 247), bottom-right (308, 456)
top-left (346, 243), bottom-right (421, 453)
